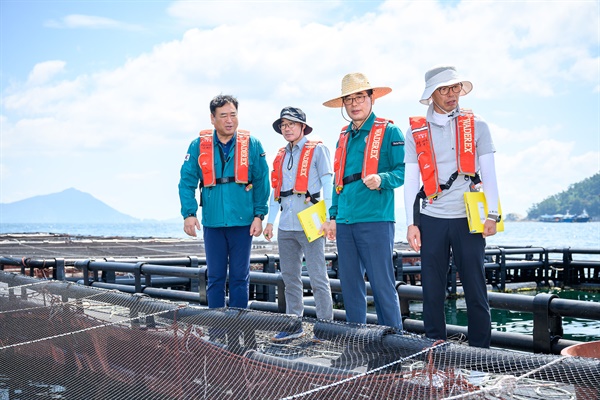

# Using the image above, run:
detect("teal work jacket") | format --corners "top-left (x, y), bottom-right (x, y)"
top-left (330, 113), bottom-right (405, 224)
top-left (178, 130), bottom-right (270, 228)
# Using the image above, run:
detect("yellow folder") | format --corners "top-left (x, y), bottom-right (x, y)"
top-left (464, 191), bottom-right (504, 233)
top-left (297, 200), bottom-right (327, 242)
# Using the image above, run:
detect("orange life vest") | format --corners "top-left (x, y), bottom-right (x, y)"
top-left (333, 118), bottom-right (390, 194)
top-left (409, 109), bottom-right (476, 199)
top-left (198, 130), bottom-right (250, 187)
top-left (271, 140), bottom-right (321, 200)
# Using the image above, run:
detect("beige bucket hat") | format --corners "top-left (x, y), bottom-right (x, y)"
top-left (420, 65), bottom-right (472, 105)
top-left (323, 72), bottom-right (392, 108)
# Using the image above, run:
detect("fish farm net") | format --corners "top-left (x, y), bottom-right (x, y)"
top-left (0, 271), bottom-right (598, 400)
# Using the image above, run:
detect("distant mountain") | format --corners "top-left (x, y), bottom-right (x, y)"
top-left (0, 188), bottom-right (140, 223)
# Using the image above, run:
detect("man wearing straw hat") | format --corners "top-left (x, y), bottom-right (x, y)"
top-left (323, 72), bottom-right (405, 330)
top-left (404, 66), bottom-right (500, 348)
top-left (263, 106), bottom-right (334, 342)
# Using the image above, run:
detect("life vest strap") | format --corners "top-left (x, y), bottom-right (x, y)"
top-left (278, 189), bottom-right (321, 204)
top-left (412, 189), bottom-right (427, 228)
top-left (342, 173), bottom-right (362, 185)
top-left (412, 172), bottom-right (481, 227)
top-left (200, 176), bottom-right (252, 188)
top-left (216, 176), bottom-right (236, 184)
top-left (278, 189), bottom-right (294, 197)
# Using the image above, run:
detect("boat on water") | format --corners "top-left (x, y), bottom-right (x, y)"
top-left (539, 209), bottom-right (591, 223)
top-left (574, 209), bottom-right (591, 222)
top-left (539, 213), bottom-right (564, 222)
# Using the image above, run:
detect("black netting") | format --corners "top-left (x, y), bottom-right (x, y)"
top-left (1, 271), bottom-right (598, 400)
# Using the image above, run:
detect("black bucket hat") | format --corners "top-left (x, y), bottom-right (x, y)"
top-left (272, 106), bottom-right (313, 135)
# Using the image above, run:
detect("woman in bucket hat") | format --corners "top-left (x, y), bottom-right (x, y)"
top-left (323, 72), bottom-right (405, 330)
top-left (263, 106), bottom-right (334, 342)
top-left (403, 65), bottom-right (500, 348)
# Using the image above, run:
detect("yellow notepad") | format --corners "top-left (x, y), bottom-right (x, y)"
top-left (297, 200), bottom-right (327, 242)
top-left (464, 191), bottom-right (504, 233)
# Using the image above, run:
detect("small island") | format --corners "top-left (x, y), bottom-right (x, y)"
top-left (526, 172), bottom-right (598, 222)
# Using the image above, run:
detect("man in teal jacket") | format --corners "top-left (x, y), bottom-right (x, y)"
top-left (323, 73), bottom-right (405, 330)
top-left (178, 94), bottom-right (269, 308)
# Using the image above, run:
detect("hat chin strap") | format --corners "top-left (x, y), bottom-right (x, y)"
top-left (340, 103), bottom-right (374, 132)
top-left (432, 100), bottom-right (459, 118)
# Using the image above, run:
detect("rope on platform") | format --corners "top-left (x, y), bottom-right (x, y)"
top-left (279, 341), bottom-right (452, 399)
top-left (442, 355), bottom-right (575, 400)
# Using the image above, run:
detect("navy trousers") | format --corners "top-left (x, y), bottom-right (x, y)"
top-left (203, 225), bottom-right (252, 309)
top-left (336, 221), bottom-right (402, 329)
top-left (420, 214), bottom-right (491, 348)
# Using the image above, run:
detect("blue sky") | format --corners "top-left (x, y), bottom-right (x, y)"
top-left (1, 0), bottom-right (599, 225)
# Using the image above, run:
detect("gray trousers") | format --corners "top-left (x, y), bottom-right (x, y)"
top-left (277, 229), bottom-right (333, 320)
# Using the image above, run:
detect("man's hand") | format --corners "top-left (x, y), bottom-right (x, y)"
top-left (363, 173), bottom-right (382, 190)
top-left (263, 223), bottom-right (274, 241)
top-left (482, 219), bottom-right (497, 238)
top-left (406, 224), bottom-right (421, 252)
top-left (250, 217), bottom-right (263, 237)
top-left (324, 220), bottom-right (336, 241)
top-left (319, 220), bottom-right (331, 237)
top-left (183, 216), bottom-right (201, 237)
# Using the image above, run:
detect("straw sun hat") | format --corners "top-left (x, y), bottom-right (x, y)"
top-left (420, 65), bottom-right (472, 105)
top-left (323, 72), bottom-right (392, 108)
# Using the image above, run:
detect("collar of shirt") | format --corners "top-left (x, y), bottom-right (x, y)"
top-left (218, 135), bottom-right (234, 158)
top-left (427, 103), bottom-right (460, 126)
top-left (286, 136), bottom-right (309, 153)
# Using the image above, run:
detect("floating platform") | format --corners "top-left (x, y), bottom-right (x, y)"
top-left (0, 233), bottom-right (350, 259)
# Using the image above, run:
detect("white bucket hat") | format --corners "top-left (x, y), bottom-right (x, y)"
top-left (323, 72), bottom-right (392, 108)
top-left (420, 65), bottom-right (472, 105)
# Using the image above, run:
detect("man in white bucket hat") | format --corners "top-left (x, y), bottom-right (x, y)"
top-left (323, 72), bottom-right (405, 330)
top-left (404, 65), bottom-right (500, 348)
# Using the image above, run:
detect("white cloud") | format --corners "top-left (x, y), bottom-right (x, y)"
top-left (45, 14), bottom-right (142, 30)
top-left (2, 0), bottom-right (599, 220)
top-left (167, 0), bottom-right (345, 27)
top-left (25, 60), bottom-right (66, 86)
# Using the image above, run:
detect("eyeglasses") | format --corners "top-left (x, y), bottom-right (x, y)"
top-left (342, 94), bottom-right (368, 105)
top-left (437, 83), bottom-right (463, 95)
top-left (279, 121), bottom-right (297, 131)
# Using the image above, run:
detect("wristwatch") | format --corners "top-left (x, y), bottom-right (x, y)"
top-left (255, 214), bottom-right (265, 221)
top-left (486, 213), bottom-right (501, 223)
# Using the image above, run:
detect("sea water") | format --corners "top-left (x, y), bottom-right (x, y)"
top-left (1, 221), bottom-right (599, 249)
top-left (407, 290), bottom-right (600, 342)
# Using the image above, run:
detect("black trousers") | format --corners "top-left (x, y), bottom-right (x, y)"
top-left (420, 214), bottom-right (491, 348)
